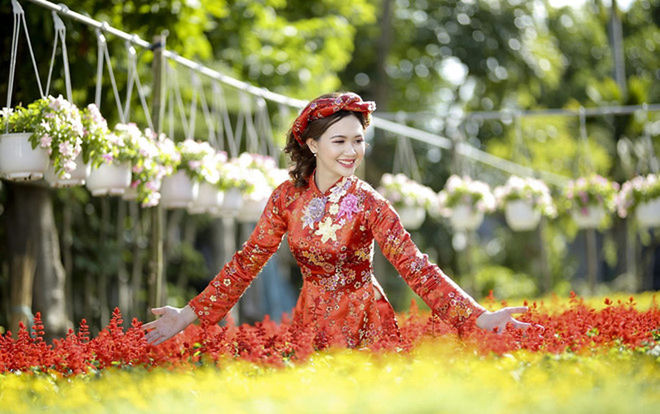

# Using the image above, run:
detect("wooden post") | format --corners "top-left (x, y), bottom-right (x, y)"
top-left (99, 197), bottom-right (110, 327)
top-left (585, 228), bottom-right (598, 294)
top-left (626, 219), bottom-right (638, 291)
top-left (116, 199), bottom-right (130, 316)
top-left (148, 33), bottom-right (167, 312)
top-left (130, 202), bottom-right (143, 319)
top-left (537, 218), bottom-right (551, 294)
top-left (9, 245), bottom-right (35, 333)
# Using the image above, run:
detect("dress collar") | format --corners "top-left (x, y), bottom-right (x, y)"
top-left (308, 169), bottom-right (353, 196)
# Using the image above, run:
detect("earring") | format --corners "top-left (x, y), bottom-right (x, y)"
top-left (312, 152), bottom-right (317, 157)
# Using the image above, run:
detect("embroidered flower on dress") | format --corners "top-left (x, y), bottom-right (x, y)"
top-left (338, 194), bottom-right (360, 220)
top-left (328, 178), bottom-right (351, 203)
top-left (329, 204), bottom-right (340, 215)
top-left (315, 217), bottom-right (342, 243)
top-left (302, 196), bottom-right (327, 229)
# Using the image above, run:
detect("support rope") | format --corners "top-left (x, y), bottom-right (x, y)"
top-left (6, 0), bottom-right (44, 121)
top-left (45, 11), bottom-right (72, 101)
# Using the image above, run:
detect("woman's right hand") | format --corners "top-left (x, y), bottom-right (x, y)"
top-left (142, 305), bottom-right (198, 345)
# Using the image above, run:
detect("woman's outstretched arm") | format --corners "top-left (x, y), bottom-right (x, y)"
top-left (366, 190), bottom-right (533, 335)
top-left (142, 182), bottom-right (290, 344)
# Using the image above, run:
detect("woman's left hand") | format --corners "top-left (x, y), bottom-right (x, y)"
top-left (475, 307), bottom-right (538, 334)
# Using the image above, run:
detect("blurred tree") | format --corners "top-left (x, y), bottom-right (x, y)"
top-left (0, 0), bottom-right (375, 332)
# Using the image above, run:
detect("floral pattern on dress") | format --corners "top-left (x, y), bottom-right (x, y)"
top-left (337, 193), bottom-right (360, 220)
top-left (315, 217), bottom-right (342, 243)
top-left (189, 175), bottom-right (486, 348)
top-left (302, 196), bottom-right (327, 229)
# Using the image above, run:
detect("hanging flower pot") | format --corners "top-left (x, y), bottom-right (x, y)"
top-left (494, 176), bottom-right (556, 231)
top-left (237, 195), bottom-right (269, 223)
top-left (635, 197), bottom-right (660, 228)
top-left (617, 174), bottom-right (660, 228)
top-left (571, 205), bottom-right (605, 229)
top-left (214, 187), bottom-right (243, 217)
top-left (0, 132), bottom-right (50, 181)
top-left (0, 96), bottom-right (85, 182)
top-left (378, 173), bottom-right (437, 230)
top-left (450, 203), bottom-right (484, 231)
top-left (45, 153), bottom-right (90, 187)
top-left (505, 199), bottom-right (541, 231)
top-left (86, 162), bottom-right (132, 196)
top-left (437, 175), bottom-right (495, 231)
top-left (160, 171), bottom-right (199, 209)
top-left (397, 205), bottom-right (426, 230)
top-left (188, 183), bottom-right (224, 215)
top-left (564, 175), bottom-right (618, 230)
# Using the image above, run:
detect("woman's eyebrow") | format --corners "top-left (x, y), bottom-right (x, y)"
top-left (330, 134), bottom-right (364, 139)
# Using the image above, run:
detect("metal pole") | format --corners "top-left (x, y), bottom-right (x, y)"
top-left (148, 34), bottom-right (166, 312)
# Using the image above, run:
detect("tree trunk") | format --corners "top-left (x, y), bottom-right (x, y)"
top-left (61, 196), bottom-right (74, 323)
top-left (9, 243), bottom-right (35, 333)
top-left (5, 182), bottom-right (70, 340)
top-left (130, 202), bottom-right (144, 320)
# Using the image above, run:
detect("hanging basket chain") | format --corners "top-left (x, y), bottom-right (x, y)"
top-left (94, 29), bottom-right (126, 122)
top-left (242, 93), bottom-right (260, 154)
top-left (168, 63), bottom-right (192, 140)
top-left (6, 0), bottom-right (45, 122)
top-left (211, 82), bottom-right (225, 152)
top-left (45, 11), bottom-right (72, 102)
top-left (122, 41), bottom-right (136, 122)
top-left (187, 71), bottom-right (199, 139)
top-left (640, 103), bottom-right (659, 174)
top-left (125, 39), bottom-right (154, 131)
top-left (578, 106), bottom-right (594, 175)
top-left (233, 94), bottom-right (246, 153)
top-left (197, 78), bottom-right (217, 148)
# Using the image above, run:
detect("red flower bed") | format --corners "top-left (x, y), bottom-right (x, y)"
top-left (1, 293), bottom-right (658, 376)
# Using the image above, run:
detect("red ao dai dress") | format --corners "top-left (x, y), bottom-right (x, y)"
top-left (189, 174), bottom-right (486, 347)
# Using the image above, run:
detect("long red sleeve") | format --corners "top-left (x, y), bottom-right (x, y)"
top-left (188, 183), bottom-right (288, 325)
top-left (365, 191), bottom-right (486, 332)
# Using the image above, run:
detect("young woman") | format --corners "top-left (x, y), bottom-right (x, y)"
top-left (144, 92), bottom-right (532, 347)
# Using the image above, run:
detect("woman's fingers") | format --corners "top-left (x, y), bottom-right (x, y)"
top-left (141, 320), bottom-right (158, 330)
top-left (145, 330), bottom-right (160, 343)
top-left (504, 306), bottom-right (528, 315)
top-left (514, 320), bottom-right (531, 330)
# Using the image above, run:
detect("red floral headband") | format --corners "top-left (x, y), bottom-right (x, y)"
top-left (291, 92), bottom-right (376, 146)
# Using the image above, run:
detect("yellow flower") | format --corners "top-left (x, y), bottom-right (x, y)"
top-left (315, 217), bottom-right (341, 243)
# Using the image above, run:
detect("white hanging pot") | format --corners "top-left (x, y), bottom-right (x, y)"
top-left (86, 162), bottom-right (132, 196)
top-left (214, 187), bottom-right (244, 217)
top-left (397, 205), bottom-right (426, 230)
top-left (635, 197), bottom-right (660, 228)
top-left (160, 171), bottom-right (199, 209)
top-left (0, 132), bottom-right (49, 181)
top-left (450, 203), bottom-right (484, 231)
top-left (505, 199), bottom-right (541, 231)
top-left (45, 153), bottom-right (90, 187)
top-left (571, 205), bottom-right (605, 229)
top-left (188, 183), bottom-right (224, 215)
top-left (237, 195), bottom-right (269, 223)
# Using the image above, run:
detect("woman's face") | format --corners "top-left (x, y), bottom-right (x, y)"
top-left (306, 115), bottom-right (366, 182)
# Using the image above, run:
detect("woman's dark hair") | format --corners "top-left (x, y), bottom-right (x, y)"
top-left (284, 93), bottom-right (367, 187)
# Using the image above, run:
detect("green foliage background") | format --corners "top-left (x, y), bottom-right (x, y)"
top-left (0, 0), bottom-right (659, 327)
